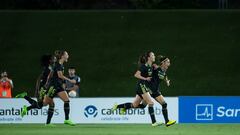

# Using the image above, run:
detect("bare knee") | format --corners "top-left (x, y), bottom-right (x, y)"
top-left (147, 102), bottom-right (154, 107)
top-left (132, 102), bottom-right (139, 108)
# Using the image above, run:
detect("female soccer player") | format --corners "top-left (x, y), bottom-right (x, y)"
top-left (149, 55), bottom-right (176, 126)
top-left (113, 51), bottom-right (161, 127)
top-left (16, 54), bottom-right (56, 115)
top-left (43, 50), bottom-right (76, 126)
top-left (114, 55), bottom-right (176, 127)
top-left (17, 51), bottom-right (76, 126)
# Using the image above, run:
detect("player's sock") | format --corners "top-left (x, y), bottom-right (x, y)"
top-left (162, 102), bottom-right (169, 123)
top-left (16, 92), bottom-right (36, 105)
top-left (137, 103), bottom-right (147, 109)
top-left (24, 96), bottom-right (37, 105)
top-left (116, 103), bottom-right (125, 108)
top-left (27, 106), bottom-right (34, 111)
top-left (26, 101), bottom-right (41, 111)
top-left (124, 103), bottom-right (132, 109)
top-left (37, 101), bottom-right (44, 109)
top-left (118, 103), bottom-right (132, 115)
top-left (117, 103), bottom-right (132, 109)
top-left (148, 105), bottom-right (156, 124)
top-left (46, 104), bottom-right (55, 124)
top-left (64, 101), bottom-right (70, 120)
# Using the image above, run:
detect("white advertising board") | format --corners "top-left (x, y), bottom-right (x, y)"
top-left (0, 97), bottom-right (178, 124)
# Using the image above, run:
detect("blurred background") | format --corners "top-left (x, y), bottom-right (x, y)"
top-left (0, 0), bottom-right (239, 97)
top-left (0, 0), bottom-right (240, 9)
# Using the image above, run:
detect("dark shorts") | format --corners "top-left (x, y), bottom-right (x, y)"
top-left (150, 90), bottom-right (162, 98)
top-left (46, 84), bottom-right (65, 98)
top-left (136, 82), bottom-right (151, 97)
top-left (137, 89), bottom-right (162, 99)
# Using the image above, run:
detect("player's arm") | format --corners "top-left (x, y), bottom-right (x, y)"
top-left (66, 85), bottom-right (79, 91)
top-left (152, 64), bottom-right (159, 70)
top-left (164, 76), bottom-right (170, 87)
top-left (44, 70), bottom-right (53, 88)
top-left (134, 70), bottom-right (151, 81)
top-left (57, 71), bottom-right (76, 84)
top-left (66, 77), bottom-right (80, 91)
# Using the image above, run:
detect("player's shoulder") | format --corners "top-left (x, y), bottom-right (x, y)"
top-left (74, 75), bottom-right (81, 82)
top-left (55, 62), bottom-right (64, 69)
top-left (158, 68), bottom-right (166, 76)
top-left (139, 64), bottom-right (147, 69)
top-left (75, 75), bottom-right (80, 79)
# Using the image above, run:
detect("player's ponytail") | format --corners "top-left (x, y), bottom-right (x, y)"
top-left (138, 54), bottom-right (147, 66)
top-left (138, 51), bottom-right (152, 67)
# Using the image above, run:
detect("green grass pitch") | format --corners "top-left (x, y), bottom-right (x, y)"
top-left (1, 124), bottom-right (240, 135)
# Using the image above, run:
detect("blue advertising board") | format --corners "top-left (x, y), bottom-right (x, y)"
top-left (179, 96), bottom-right (240, 123)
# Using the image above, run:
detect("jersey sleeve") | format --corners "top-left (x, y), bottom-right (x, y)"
top-left (56, 64), bottom-right (64, 72)
top-left (138, 65), bottom-right (146, 73)
top-left (75, 76), bottom-right (81, 85)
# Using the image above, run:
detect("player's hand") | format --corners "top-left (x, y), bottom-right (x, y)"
top-left (69, 79), bottom-right (76, 84)
top-left (166, 80), bottom-right (170, 86)
top-left (145, 77), bottom-right (152, 82)
top-left (152, 64), bottom-right (159, 70)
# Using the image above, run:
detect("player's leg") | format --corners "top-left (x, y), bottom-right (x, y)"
top-left (127, 95), bottom-right (147, 110)
top-left (141, 92), bottom-right (159, 126)
top-left (136, 100), bottom-right (147, 109)
top-left (17, 92), bottom-right (39, 117)
top-left (27, 86), bottom-right (47, 111)
top-left (44, 96), bottom-right (55, 126)
top-left (26, 89), bottom-right (46, 111)
top-left (58, 90), bottom-right (75, 126)
top-left (112, 95), bottom-right (143, 114)
top-left (114, 84), bottom-right (148, 111)
top-left (42, 86), bottom-right (57, 126)
top-left (18, 87), bottom-right (47, 116)
top-left (16, 92), bottom-right (37, 105)
top-left (154, 95), bottom-right (176, 126)
top-left (114, 95), bottom-right (142, 109)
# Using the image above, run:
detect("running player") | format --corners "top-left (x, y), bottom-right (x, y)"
top-left (112, 51), bottom-right (161, 127)
top-left (43, 50), bottom-right (76, 126)
top-left (149, 55), bottom-right (176, 126)
top-left (113, 55), bottom-right (176, 127)
top-left (16, 54), bottom-right (56, 115)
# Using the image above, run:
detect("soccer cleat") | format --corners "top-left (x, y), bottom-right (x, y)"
top-left (64, 120), bottom-right (76, 126)
top-left (111, 103), bottom-right (118, 111)
top-left (119, 108), bottom-right (126, 115)
top-left (166, 120), bottom-right (176, 127)
top-left (152, 122), bottom-right (164, 127)
top-left (15, 92), bottom-right (27, 98)
top-left (21, 105), bottom-right (27, 118)
top-left (45, 123), bottom-right (56, 127)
